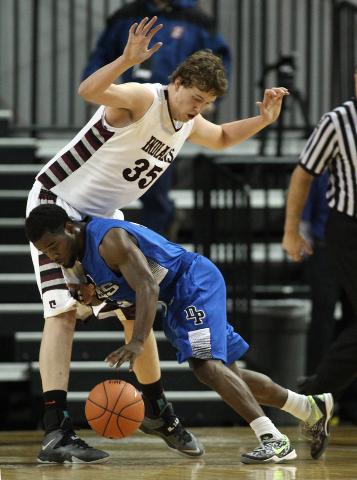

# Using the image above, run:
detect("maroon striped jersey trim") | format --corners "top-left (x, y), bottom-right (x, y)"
top-left (38, 118), bottom-right (115, 190)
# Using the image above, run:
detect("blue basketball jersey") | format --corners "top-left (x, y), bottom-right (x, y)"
top-left (80, 217), bottom-right (249, 365)
top-left (80, 217), bottom-right (196, 306)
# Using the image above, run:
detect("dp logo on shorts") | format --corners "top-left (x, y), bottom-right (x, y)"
top-left (184, 305), bottom-right (205, 325)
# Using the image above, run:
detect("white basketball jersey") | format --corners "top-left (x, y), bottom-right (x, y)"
top-left (36, 84), bottom-right (194, 218)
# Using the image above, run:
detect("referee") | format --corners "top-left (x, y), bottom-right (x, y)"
top-left (282, 66), bottom-right (357, 397)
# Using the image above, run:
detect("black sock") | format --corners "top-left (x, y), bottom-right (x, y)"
top-left (43, 390), bottom-right (67, 413)
top-left (43, 409), bottom-right (67, 434)
top-left (139, 379), bottom-right (167, 415)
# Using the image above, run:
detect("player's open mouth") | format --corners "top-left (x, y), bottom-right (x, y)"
top-left (188, 114), bottom-right (195, 119)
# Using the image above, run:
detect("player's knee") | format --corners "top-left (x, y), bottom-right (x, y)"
top-left (191, 358), bottom-right (223, 387)
top-left (255, 373), bottom-right (276, 396)
top-left (45, 310), bottom-right (76, 330)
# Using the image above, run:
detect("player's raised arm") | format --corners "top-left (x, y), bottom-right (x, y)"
top-left (188, 87), bottom-right (289, 150)
top-left (78, 17), bottom-right (163, 109)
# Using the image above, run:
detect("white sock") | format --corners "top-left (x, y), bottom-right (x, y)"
top-left (250, 416), bottom-right (284, 441)
top-left (281, 389), bottom-right (311, 421)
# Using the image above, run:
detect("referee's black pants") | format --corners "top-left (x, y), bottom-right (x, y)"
top-left (305, 208), bottom-right (357, 395)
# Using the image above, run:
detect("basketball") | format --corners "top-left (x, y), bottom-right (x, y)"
top-left (85, 379), bottom-right (145, 439)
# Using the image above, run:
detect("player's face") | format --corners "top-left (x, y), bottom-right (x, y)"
top-left (34, 228), bottom-right (79, 269)
top-left (172, 83), bottom-right (217, 123)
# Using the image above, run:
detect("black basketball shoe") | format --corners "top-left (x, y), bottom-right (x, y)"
top-left (37, 415), bottom-right (109, 464)
top-left (299, 393), bottom-right (334, 459)
top-left (139, 403), bottom-right (205, 457)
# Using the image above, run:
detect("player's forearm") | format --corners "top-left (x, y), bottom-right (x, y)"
top-left (132, 283), bottom-right (159, 345)
top-left (284, 166), bottom-right (314, 235)
top-left (78, 55), bottom-right (134, 101)
top-left (219, 115), bottom-right (270, 149)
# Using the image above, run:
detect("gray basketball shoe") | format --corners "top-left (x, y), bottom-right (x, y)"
top-left (139, 403), bottom-right (205, 457)
top-left (241, 434), bottom-right (297, 464)
top-left (37, 416), bottom-right (110, 464)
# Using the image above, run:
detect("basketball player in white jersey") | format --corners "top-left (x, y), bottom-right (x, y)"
top-left (27, 17), bottom-right (289, 463)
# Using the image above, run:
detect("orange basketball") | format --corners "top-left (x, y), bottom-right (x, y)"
top-left (85, 379), bottom-right (144, 439)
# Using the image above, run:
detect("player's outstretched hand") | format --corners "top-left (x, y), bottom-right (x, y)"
top-left (123, 17), bottom-right (163, 66)
top-left (256, 87), bottom-right (290, 125)
top-left (105, 340), bottom-right (144, 372)
top-left (282, 231), bottom-right (313, 262)
top-left (67, 282), bottom-right (95, 305)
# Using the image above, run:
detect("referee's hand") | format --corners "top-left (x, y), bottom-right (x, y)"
top-left (282, 231), bottom-right (313, 262)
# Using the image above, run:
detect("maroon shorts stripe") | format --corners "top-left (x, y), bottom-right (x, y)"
top-left (40, 270), bottom-right (65, 283)
top-left (42, 284), bottom-right (68, 295)
top-left (39, 253), bottom-right (55, 266)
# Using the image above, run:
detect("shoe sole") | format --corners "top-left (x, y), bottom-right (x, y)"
top-left (312, 393), bottom-right (334, 460)
top-left (241, 449), bottom-right (297, 464)
top-left (37, 456), bottom-right (110, 464)
top-left (139, 425), bottom-right (205, 458)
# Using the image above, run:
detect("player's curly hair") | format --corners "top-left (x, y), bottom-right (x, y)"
top-left (25, 204), bottom-right (70, 243)
top-left (169, 49), bottom-right (228, 97)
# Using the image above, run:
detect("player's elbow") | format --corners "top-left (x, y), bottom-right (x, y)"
top-left (149, 280), bottom-right (160, 299)
top-left (78, 79), bottom-right (101, 103)
top-left (139, 276), bottom-right (160, 301)
top-left (78, 82), bottom-right (92, 101)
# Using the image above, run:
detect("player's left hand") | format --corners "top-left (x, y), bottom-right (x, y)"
top-left (105, 340), bottom-right (144, 372)
top-left (67, 282), bottom-right (95, 305)
top-left (256, 87), bottom-right (290, 124)
top-left (122, 17), bottom-right (163, 66)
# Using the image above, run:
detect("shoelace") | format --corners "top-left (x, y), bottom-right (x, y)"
top-left (165, 414), bottom-right (191, 444)
top-left (58, 428), bottom-right (92, 449)
top-left (254, 438), bottom-right (285, 452)
top-left (252, 443), bottom-right (265, 452)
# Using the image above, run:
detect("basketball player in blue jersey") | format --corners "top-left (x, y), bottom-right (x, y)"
top-left (26, 204), bottom-right (334, 464)
top-left (27, 17), bottom-right (289, 463)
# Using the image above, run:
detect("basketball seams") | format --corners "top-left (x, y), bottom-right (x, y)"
top-left (118, 398), bottom-right (144, 416)
top-left (85, 381), bottom-right (110, 423)
top-left (102, 380), bottom-right (109, 409)
top-left (103, 381), bottom-right (126, 438)
top-left (118, 416), bottom-right (142, 423)
top-left (85, 397), bottom-right (107, 421)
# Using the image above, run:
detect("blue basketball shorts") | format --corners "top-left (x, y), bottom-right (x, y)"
top-left (161, 255), bottom-right (249, 365)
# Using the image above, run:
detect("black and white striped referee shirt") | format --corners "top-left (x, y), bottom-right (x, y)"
top-left (299, 98), bottom-right (357, 217)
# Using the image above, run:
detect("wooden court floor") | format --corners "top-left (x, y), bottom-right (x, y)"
top-left (0, 425), bottom-right (356, 480)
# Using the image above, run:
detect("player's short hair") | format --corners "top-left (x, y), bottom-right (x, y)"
top-left (25, 204), bottom-right (71, 243)
top-left (169, 49), bottom-right (228, 97)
